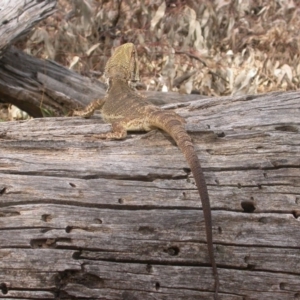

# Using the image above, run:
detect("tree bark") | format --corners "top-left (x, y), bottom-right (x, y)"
top-left (0, 0), bottom-right (57, 56)
top-left (0, 91), bottom-right (299, 299)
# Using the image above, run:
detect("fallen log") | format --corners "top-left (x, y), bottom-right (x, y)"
top-left (0, 46), bottom-right (203, 118)
top-left (0, 0), bottom-right (56, 56)
top-left (0, 90), bottom-right (299, 299)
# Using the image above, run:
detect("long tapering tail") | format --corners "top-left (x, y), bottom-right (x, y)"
top-left (149, 111), bottom-right (219, 298)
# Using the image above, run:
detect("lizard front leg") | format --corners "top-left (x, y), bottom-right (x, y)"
top-left (72, 98), bottom-right (106, 118)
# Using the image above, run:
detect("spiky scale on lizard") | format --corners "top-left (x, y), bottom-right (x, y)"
top-left (72, 43), bottom-right (220, 299)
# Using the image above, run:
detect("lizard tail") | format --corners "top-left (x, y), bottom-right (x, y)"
top-left (149, 113), bottom-right (219, 298)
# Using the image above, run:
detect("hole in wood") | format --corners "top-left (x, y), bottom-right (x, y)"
top-left (41, 214), bottom-right (52, 222)
top-left (93, 218), bottom-right (103, 224)
top-left (292, 211), bottom-right (300, 219)
top-left (183, 167), bottom-right (191, 174)
top-left (237, 183), bottom-right (242, 189)
top-left (218, 226), bottom-right (222, 234)
top-left (279, 282), bottom-right (286, 290)
top-left (296, 197), bottom-right (300, 205)
top-left (72, 251), bottom-right (81, 259)
top-left (165, 246), bottom-right (180, 256)
top-left (146, 264), bottom-right (152, 273)
top-left (0, 283), bottom-right (8, 294)
top-left (244, 255), bottom-right (250, 263)
top-left (294, 292), bottom-right (300, 299)
top-left (155, 282), bottom-right (160, 291)
top-left (30, 238), bottom-right (57, 248)
top-left (0, 187), bottom-right (6, 196)
top-left (69, 182), bottom-right (76, 187)
top-left (65, 226), bottom-right (73, 233)
top-left (259, 217), bottom-right (270, 224)
top-left (241, 200), bottom-right (256, 213)
top-left (138, 226), bottom-right (154, 234)
top-left (118, 198), bottom-right (124, 204)
top-left (217, 132), bottom-right (225, 138)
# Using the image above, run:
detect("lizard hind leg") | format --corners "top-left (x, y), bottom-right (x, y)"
top-left (97, 121), bottom-right (128, 140)
top-left (96, 117), bottom-right (147, 140)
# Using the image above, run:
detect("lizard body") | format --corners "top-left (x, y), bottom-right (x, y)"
top-left (72, 43), bottom-right (220, 299)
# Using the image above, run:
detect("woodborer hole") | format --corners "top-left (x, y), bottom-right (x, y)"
top-left (217, 132), bottom-right (225, 138)
top-left (183, 167), bottom-right (191, 174)
top-left (294, 292), bottom-right (300, 299)
top-left (155, 282), bottom-right (160, 291)
top-left (72, 251), bottom-right (81, 259)
top-left (164, 246), bottom-right (180, 256)
top-left (93, 218), bottom-right (102, 224)
top-left (241, 200), bottom-right (256, 213)
top-left (65, 226), bottom-right (73, 233)
top-left (292, 210), bottom-right (300, 219)
top-left (280, 282), bottom-right (286, 290)
top-left (41, 214), bottom-right (52, 222)
top-left (118, 198), bottom-right (124, 204)
top-left (0, 187), bottom-right (6, 195)
top-left (69, 182), bottom-right (76, 187)
top-left (244, 256), bottom-right (256, 270)
top-left (0, 283), bottom-right (8, 294)
top-left (146, 264), bottom-right (152, 273)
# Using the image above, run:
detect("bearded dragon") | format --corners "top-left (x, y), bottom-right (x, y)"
top-left (72, 43), bottom-right (220, 299)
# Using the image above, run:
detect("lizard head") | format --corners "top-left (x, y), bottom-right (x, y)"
top-left (105, 43), bottom-right (139, 83)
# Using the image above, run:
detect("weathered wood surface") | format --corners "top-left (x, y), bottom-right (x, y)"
top-left (0, 0), bottom-right (57, 56)
top-left (0, 91), bottom-right (299, 299)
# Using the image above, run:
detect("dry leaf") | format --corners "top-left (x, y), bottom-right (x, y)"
top-left (150, 1), bottom-right (166, 30)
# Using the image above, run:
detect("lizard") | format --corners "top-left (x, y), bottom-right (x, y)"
top-left (72, 43), bottom-right (220, 299)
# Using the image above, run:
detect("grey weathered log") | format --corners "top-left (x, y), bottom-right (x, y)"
top-left (0, 0), bottom-right (57, 57)
top-left (0, 90), bottom-right (299, 299)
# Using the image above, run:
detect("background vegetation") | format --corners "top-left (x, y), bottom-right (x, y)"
top-left (1, 0), bottom-right (300, 119)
